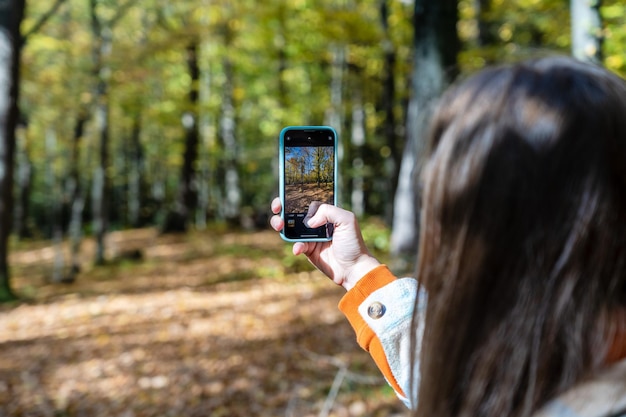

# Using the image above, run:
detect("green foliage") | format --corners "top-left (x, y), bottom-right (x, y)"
top-left (360, 217), bottom-right (391, 257)
top-left (17, 0), bottom-right (626, 236)
top-left (603, 0), bottom-right (626, 76)
top-left (458, 0), bottom-right (571, 71)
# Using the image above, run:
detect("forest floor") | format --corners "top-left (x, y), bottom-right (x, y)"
top-left (284, 184), bottom-right (334, 213)
top-left (0, 226), bottom-right (405, 417)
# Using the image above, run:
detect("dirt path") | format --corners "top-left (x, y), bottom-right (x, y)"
top-left (0, 229), bottom-right (402, 417)
top-left (285, 183), bottom-right (334, 213)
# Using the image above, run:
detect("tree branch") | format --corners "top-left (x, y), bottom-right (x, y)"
top-left (21, 0), bottom-right (68, 42)
top-left (319, 366), bottom-right (347, 417)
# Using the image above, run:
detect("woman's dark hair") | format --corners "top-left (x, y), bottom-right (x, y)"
top-left (414, 56), bottom-right (626, 417)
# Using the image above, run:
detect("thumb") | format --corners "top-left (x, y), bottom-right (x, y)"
top-left (303, 201), bottom-right (324, 228)
top-left (305, 204), bottom-right (353, 229)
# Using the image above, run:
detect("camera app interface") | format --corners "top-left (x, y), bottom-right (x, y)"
top-left (284, 137), bottom-right (335, 239)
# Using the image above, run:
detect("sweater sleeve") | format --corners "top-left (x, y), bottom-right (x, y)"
top-left (338, 264), bottom-right (423, 409)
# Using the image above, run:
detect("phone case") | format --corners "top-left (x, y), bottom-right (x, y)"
top-left (279, 126), bottom-right (338, 242)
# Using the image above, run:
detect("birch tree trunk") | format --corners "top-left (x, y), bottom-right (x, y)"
top-left (88, 0), bottom-right (136, 261)
top-left (350, 88), bottom-right (365, 218)
top-left (89, 0), bottom-right (114, 265)
top-left (571, 0), bottom-right (603, 63)
top-left (389, 0), bottom-right (459, 272)
top-left (91, 59), bottom-right (111, 265)
top-left (0, 0), bottom-right (24, 300)
top-left (196, 59), bottom-right (212, 230)
top-left (325, 45), bottom-right (345, 203)
top-left (218, 57), bottom-right (241, 223)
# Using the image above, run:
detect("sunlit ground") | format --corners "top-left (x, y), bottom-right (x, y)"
top-left (0, 227), bottom-right (404, 417)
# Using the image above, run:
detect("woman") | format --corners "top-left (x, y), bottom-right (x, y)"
top-left (270, 56), bottom-right (626, 417)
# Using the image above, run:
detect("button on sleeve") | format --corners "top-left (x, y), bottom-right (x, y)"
top-left (367, 302), bottom-right (386, 319)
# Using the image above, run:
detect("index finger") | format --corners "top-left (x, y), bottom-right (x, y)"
top-left (271, 197), bottom-right (282, 215)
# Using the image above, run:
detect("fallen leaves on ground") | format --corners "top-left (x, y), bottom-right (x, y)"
top-left (0, 228), bottom-right (405, 417)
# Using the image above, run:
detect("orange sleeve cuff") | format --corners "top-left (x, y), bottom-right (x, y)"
top-left (338, 265), bottom-right (405, 397)
top-left (338, 264), bottom-right (397, 335)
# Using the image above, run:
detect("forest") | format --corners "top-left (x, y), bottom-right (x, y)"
top-left (1, 0), bottom-right (624, 289)
top-left (0, 0), bottom-right (625, 415)
top-left (285, 147), bottom-right (334, 187)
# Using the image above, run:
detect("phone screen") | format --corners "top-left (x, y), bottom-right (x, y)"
top-left (280, 127), bottom-right (336, 241)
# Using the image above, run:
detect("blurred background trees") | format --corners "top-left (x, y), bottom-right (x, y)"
top-left (2, 0), bottom-right (626, 297)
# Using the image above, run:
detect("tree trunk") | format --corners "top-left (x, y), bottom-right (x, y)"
top-left (217, 57), bottom-right (241, 223)
top-left (325, 45), bottom-right (345, 202)
top-left (196, 58), bottom-right (212, 230)
top-left (0, 0), bottom-right (24, 301)
top-left (571, 0), bottom-right (603, 63)
top-left (45, 129), bottom-right (67, 283)
top-left (475, 0), bottom-right (498, 47)
top-left (66, 110), bottom-right (88, 279)
top-left (350, 88), bottom-right (365, 218)
top-left (91, 81), bottom-right (110, 265)
top-left (390, 0), bottom-right (459, 272)
top-left (127, 114), bottom-right (145, 228)
top-left (379, 0), bottom-right (402, 222)
top-left (276, 4), bottom-right (288, 112)
top-left (0, 0), bottom-right (25, 301)
top-left (162, 41), bottom-right (201, 233)
top-left (89, 0), bottom-right (113, 265)
top-left (196, 140), bottom-right (209, 229)
top-left (14, 121), bottom-right (33, 238)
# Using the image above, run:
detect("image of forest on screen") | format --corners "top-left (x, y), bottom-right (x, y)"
top-left (284, 146), bottom-right (334, 213)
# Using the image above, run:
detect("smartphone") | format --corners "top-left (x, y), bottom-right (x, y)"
top-left (279, 126), bottom-right (337, 242)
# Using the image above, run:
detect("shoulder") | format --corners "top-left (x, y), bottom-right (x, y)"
top-left (533, 359), bottom-right (626, 417)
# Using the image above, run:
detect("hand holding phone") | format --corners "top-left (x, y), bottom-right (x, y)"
top-left (279, 126), bottom-right (337, 242)
top-left (269, 197), bottom-right (381, 291)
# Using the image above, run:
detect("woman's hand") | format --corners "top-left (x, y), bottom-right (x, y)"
top-left (270, 197), bottom-right (380, 291)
